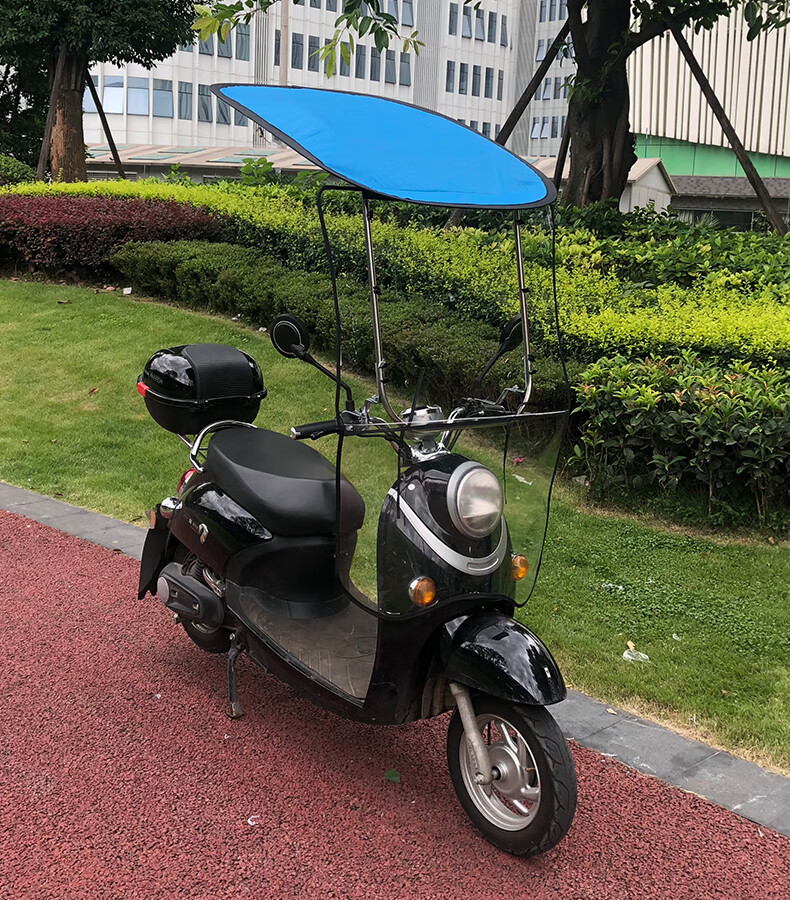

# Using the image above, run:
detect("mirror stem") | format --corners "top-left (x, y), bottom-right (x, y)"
top-left (297, 348), bottom-right (355, 411)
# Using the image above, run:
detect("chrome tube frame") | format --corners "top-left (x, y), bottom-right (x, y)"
top-left (513, 211), bottom-right (534, 410)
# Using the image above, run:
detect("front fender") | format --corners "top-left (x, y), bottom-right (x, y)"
top-left (438, 612), bottom-right (566, 706)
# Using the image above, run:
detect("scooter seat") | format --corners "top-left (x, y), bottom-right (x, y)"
top-left (204, 427), bottom-right (365, 537)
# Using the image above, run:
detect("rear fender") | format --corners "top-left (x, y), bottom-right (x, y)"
top-left (138, 508), bottom-right (174, 599)
top-left (437, 611), bottom-right (566, 706)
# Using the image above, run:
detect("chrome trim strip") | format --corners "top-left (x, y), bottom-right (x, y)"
top-left (387, 489), bottom-right (508, 576)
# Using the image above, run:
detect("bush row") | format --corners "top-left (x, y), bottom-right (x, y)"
top-left (570, 353), bottom-right (790, 527)
top-left (0, 194), bottom-right (227, 271)
top-left (110, 239), bottom-right (576, 413)
top-left (8, 181), bottom-right (790, 365)
top-left (0, 155), bottom-right (35, 187)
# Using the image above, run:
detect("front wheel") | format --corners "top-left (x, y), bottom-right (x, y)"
top-left (447, 696), bottom-right (577, 856)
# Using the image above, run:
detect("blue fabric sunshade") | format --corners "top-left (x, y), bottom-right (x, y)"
top-left (212, 85), bottom-right (556, 209)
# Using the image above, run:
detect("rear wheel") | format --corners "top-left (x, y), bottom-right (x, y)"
top-left (181, 619), bottom-right (232, 654)
top-left (447, 696), bottom-right (577, 856)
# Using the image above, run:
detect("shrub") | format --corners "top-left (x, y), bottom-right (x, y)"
top-left (0, 155), bottom-right (36, 187)
top-left (111, 239), bottom-right (577, 412)
top-left (0, 195), bottom-right (228, 271)
top-left (571, 353), bottom-right (790, 527)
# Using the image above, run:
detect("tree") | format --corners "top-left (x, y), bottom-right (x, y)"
top-left (0, 46), bottom-right (48, 165)
top-left (2, 1), bottom-right (195, 181)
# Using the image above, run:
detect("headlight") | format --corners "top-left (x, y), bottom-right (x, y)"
top-left (447, 463), bottom-right (503, 539)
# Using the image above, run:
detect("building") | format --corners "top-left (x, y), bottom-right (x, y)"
top-left (83, 0), bottom-right (522, 173)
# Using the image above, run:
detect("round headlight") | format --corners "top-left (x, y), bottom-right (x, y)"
top-left (447, 463), bottom-right (504, 539)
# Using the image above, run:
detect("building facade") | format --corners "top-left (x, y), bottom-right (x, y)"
top-left (84, 1), bottom-right (523, 151)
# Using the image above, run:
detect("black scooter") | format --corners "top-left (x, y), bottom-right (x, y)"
top-left (137, 305), bottom-right (577, 857)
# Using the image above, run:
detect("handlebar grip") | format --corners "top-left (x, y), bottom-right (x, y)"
top-left (290, 420), bottom-right (341, 440)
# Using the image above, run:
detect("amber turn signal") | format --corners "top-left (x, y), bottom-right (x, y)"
top-left (511, 554), bottom-right (530, 581)
top-left (408, 576), bottom-right (437, 607)
top-left (147, 509), bottom-right (158, 529)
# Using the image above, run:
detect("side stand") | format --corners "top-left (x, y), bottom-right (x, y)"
top-left (227, 630), bottom-right (245, 719)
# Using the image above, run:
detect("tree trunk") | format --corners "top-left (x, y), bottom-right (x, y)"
top-left (49, 48), bottom-right (88, 182)
top-left (563, 0), bottom-right (636, 207)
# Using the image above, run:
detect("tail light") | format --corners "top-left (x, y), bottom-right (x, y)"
top-left (177, 467), bottom-right (197, 495)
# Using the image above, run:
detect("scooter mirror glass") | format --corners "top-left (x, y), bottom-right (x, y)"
top-left (271, 314), bottom-right (311, 358)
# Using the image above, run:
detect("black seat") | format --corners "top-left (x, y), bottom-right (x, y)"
top-left (204, 428), bottom-right (365, 537)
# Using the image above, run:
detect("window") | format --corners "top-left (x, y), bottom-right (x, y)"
top-left (198, 84), bottom-right (212, 122)
top-left (308, 35), bottom-right (320, 71)
top-left (497, 69), bottom-right (504, 101)
top-left (217, 97), bottom-right (231, 125)
top-left (469, 120), bottom-right (478, 131)
top-left (103, 76), bottom-right (124, 114)
top-left (326, 0), bottom-right (336, 8)
top-left (218, 32), bottom-right (232, 57)
top-left (536, 40), bottom-right (545, 61)
top-left (356, 45), bottom-right (366, 78)
top-left (549, 0), bottom-right (557, 20)
top-left (487, 11), bottom-right (497, 42)
top-left (462, 5), bottom-right (472, 37)
top-left (324, 38), bottom-right (331, 74)
top-left (399, 52), bottom-right (411, 85)
top-left (274, 29), bottom-right (281, 66)
top-left (457, 118), bottom-right (465, 125)
top-left (83, 75), bottom-right (98, 113)
top-left (543, 77), bottom-right (552, 100)
top-left (484, 67), bottom-right (493, 99)
top-left (559, 0), bottom-right (568, 17)
top-left (385, 49), bottom-right (396, 83)
top-left (445, 60), bottom-right (455, 92)
top-left (292, 32), bottom-right (304, 69)
top-left (475, 8), bottom-right (485, 40)
top-left (551, 115), bottom-right (559, 138)
top-left (553, 77), bottom-right (562, 99)
top-left (564, 80), bottom-right (570, 98)
top-left (310, 0), bottom-right (320, 6)
top-left (541, 116), bottom-right (550, 138)
top-left (179, 41), bottom-right (193, 53)
top-left (459, 62), bottom-right (468, 94)
top-left (449, 2), bottom-right (458, 34)
top-left (388, 0), bottom-right (398, 22)
top-left (530, 117), bottom-right (540, 139)
top-left (471, 65), bottom-right (481, 97)
top-left (127, 77), bottom-right (149, 115)
top-left (235, 108), bottom-right (249, 126)
top-left (340, 41), bottom-right (350, 76)
top-left (501, 15), bottom-right (509, 46)
top-left (199, 35), bottom-right (213, 55)
top-left (237, 23), bottom-right (250, 60)
top-left (495, 123), bottom-right (501, 138)
top-left (482, 122), bottom-right (491, 137)
top-left (539, 0), bottom-right (547, 22)
top-left (402, 0), bottom-right (414, 27)
top-left (370, 47), bottom-right (381, 80)
top-left (153, 79), bottom-right (173, 117)
top-left (178, 81), bottom-right (192, 120)
top-left (567, 37), bottom-right (575, 58)
top-left (561, 115), bottom-right (567, 135)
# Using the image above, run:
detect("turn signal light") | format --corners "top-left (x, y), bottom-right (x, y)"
top-left (408, 576), bottom-right (437, 607)
top-left (511, 554), bottom-right (530, 581)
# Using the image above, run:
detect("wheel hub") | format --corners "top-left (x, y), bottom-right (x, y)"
top-left (488, 745), bottom-right (535, 800)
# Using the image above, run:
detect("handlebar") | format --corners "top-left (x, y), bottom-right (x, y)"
top-left (290, 420), bottom-right (342, 440)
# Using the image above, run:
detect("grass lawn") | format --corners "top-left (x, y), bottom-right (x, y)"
top-left (2, 278), bottom-right (789, 771)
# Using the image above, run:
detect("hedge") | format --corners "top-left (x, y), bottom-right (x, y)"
top-left (571, 353), bottom-right (790, 527)
top-left (110, 239), bottom-right (577, 413)
top-left (0, 194), bottom-right (227, 271)
top-left (8, 181), bottom-right (790, 363)
top-left (0, 155), bottom-right (35, 187)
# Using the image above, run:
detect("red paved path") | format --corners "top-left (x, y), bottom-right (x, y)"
top-left (1, 510), bottom-right (788, 900)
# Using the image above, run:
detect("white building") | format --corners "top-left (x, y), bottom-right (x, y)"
top-left (83, 0), bottom-right (522, 163)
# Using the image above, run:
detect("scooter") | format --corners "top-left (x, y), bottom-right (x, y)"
top-left (136, 84), bottom-right (577, 856)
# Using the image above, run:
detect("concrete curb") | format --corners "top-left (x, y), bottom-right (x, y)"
top-left (2, 479), bottom-right (789, 838)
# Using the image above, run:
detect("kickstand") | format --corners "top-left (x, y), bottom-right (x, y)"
top-left (227, 631), bottom-right (245, 719)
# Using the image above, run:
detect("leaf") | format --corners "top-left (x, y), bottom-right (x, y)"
top-left (384, 768), bottom-right (401, 784)
top-left (88, 387), bottom-right (98, 396)
top-left (627, 640), bottom-right (635, 651)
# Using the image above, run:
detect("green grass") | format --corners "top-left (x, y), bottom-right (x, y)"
top-left (1, 278), bottom-right (789, 770)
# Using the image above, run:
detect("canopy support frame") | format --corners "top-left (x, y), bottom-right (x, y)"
top-left (513, 212), bottom-right (534, 410)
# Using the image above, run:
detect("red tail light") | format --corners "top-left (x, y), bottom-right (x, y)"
top-left (177, 467), bottom-right (197, 495)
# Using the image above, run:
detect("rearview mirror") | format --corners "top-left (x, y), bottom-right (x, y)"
top-left (271, 314), bottom-right (311, 359)
top-left (499, 316), bottom-right (524, 353)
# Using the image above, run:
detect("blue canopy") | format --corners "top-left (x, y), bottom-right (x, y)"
top-left (213, 85), bottom-right (556, 209)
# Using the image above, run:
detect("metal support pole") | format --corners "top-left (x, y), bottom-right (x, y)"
top-left (85, 70), bottom-right (126, 179)
top-left (513, 212), bottom-right (534, 409)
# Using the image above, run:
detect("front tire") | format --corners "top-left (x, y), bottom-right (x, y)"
top-left (447, 696), bottom-right (577, 856)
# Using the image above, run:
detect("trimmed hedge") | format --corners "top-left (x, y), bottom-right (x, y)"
top-left (0, 155), bottom-right (35, 186)
top-left (571, 353), bottom-right (790, 527)
top-left (110, 239), bottom-right (576, 412)
top-left (0, 194), bottom-right (227, 271)
top-left (9, 181), bottom-right (790, 365)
